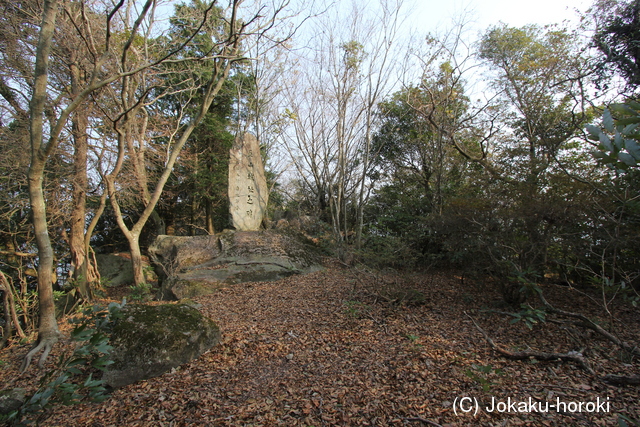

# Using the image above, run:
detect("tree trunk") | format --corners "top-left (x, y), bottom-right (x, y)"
top-left (205, 199), bottom-right (215, 235)
top-left (69, 58), bottom-right (91, 299)
top-left (23, 154), bottom-right (60, 370)
top-left (355, 122), bottom-right (372, 250)
top-left (23, 0), bottom-right (61, 372)
top-left (128, 233), bottom-right (145, 286)
top-left (104, 5), bottom-right (242, 286)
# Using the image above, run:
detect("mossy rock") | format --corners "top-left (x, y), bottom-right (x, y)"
top-left (0, 388), bottom-right (25, 415)
top-left (164, 275), bottom-right (225, 300)
top-left (103, 303), bottom-right (221, 388)
top-left (160, 258), bottom-right (315, 299)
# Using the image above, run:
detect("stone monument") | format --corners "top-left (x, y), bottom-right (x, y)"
top-left (228, 133), bottom-right (269, 230)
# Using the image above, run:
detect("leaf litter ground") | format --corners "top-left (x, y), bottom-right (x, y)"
top-left (1, 264), bottom-right (639, 426)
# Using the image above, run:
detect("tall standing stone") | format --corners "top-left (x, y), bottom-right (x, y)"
top-left (228, 133), bottom-right (269, 230)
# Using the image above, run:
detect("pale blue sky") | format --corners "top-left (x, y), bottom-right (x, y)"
top-left (409, 0), bottom-right (590, 32)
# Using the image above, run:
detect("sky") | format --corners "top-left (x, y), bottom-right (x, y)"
top-left (409, 0), bottom-right (591, 33)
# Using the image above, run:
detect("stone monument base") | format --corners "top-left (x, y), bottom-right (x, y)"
top-left (148, 229), bottom-right (324, 300)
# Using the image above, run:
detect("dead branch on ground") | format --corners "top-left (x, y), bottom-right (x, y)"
top-left (602, 374), bottom-right (640, 386)
top-left (537, 292), bottom-right (640, 358)
top-left (464, 311), bottom-right (595, 375)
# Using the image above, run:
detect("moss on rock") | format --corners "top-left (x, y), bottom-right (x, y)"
top-left (103, 303), bottom-right (221, 388)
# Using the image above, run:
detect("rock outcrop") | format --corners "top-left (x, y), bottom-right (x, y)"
top-left (103, 303), bottom-right (220, 388)
top-left (149, 229), bottom-right (324, 300)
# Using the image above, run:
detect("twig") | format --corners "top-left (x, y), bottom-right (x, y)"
top-left (464, 311), bottom-right (595, 375)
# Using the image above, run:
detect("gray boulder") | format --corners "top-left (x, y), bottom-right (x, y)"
top-left (149, 229), bottom-right (324, 300)
top-left (0, 388), bottom-right (25, 415)
top-left (103, 303), bottom-right (220, 388)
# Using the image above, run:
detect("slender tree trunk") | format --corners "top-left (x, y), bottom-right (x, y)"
top-left (128, 233), bottom-right (145, 285)
top-left (69, 58), bottom-right (91, 299)
top-left (22, 0), bottom-right (60, 371)
top-left (83, 190), bottom-right (107, 287)
top-left (355, 114), bottom-right (372, 249)
top-left (205, 199), bottom-right (215, 235)
top-left (190, 196), bottom-right (197, 236)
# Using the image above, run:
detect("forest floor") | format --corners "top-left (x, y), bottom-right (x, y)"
top-left (1, 261), bottom-right (639, 426)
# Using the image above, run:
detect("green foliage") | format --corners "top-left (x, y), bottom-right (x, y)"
top-left (363, 24), bottom-right (595, 282)
top-left (592, 0), bottom-right (640, 89)
top-left (507, 270), bottom-right (542, 301)
top-left (390, 289), bottom-right (426, 306)
top-left (128, 283), bottom-right (154, 302)
top-left (405, 333), bottom-right (419, 342)
top-left (619, 283), bottom-right (640, 308)
top-left (3, 301), bottom-right (125, 425)
top-left (510, 305), bottom-right (547, 330)
top-left (362, 57), bottom-right (474, 269)
top-left (619, 414), bottom-right (640, 427)
top-left (479, 24), bottom-right (579, 117)
top-left (581, 102), bottom-right (640, 301)
top-left (169, 0), bottom-right (227, 60)
top-left (404, 333), bottom-right (423, 351)
top-left (158, 76), bottom-right (236, 235)
top-left (588, 101), bottom-right (640, 171)
top-left (341, 40), bottom-right (365, 71)
top-left (464, 364), bottom-right (504, 392)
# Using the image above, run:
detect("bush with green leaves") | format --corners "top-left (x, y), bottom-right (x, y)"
top-left (588, 101), bottom-right (640, 171)
top-left (343, 300), bottom-right (369, 319)
top-left (585, 102), bottom-right (640, 299)
top-left (128, 282), bottom-right (154, 301)
top-left (3, 300), bottom-right (125, 426)
top-left (510, 304), bottom-right (547, 330)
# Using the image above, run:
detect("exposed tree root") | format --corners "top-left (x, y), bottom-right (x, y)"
top-left (465, 312), bottom-right (595, 375)
top-left (20, 334), bottom-right (59, 372)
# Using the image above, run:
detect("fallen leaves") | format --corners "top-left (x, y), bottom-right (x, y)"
top-left (0, 267), bottom-right (638, 426)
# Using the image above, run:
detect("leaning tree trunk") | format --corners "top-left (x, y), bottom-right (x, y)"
top-left (21, 0), bottom-right (61, 372)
